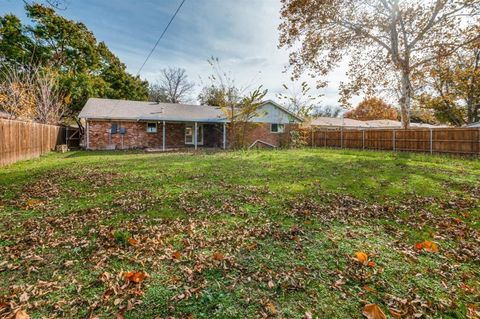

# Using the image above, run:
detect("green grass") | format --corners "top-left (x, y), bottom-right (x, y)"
top-left (0, 148), bottom-right (479, 318)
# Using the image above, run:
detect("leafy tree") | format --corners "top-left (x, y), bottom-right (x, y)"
top-left (0, 3), bottom-right (148, 119)
top-left (418, 41), bottom-right (480, 126)
top-left (276, 81), bottom-right (321, 117)
top-left (278, 0), bottom-right (480, 128)
top-left (198, 85), bottom-right (233, 107)
top-left (345, 97), bottom-right (399, 121)
top-left (150, 67), bottom-right (194, 104)
top-left (0, 15), bottom-right (34, 65)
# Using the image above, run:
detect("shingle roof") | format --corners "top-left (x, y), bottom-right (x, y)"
top-left (364, 119), bottom-right (401, 127)
top-left (79, 98), bottom-right (228, 122)
top-left (311, 117), bottom-right (448, 129)
top-left (311, 117), bottom-right (368, 127)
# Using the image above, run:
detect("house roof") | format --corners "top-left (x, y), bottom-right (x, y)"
top-left (79, 98), bottom-right (304, 123)
top-left (79, 98), bottom-right (228, 122)
top-left (364, 119), bottom-right (402, 127)
top-left (467, 121), bottom-right (480, 128)
top-left (311, 117), bottom-right (448, 129)
top-left (311, 117), bottom-right (368, 127)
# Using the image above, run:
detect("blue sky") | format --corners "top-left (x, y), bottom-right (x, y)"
top-left (1, 0), bottom-right (352, 106)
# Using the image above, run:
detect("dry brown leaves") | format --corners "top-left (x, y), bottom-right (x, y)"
top-left (362, 304), bottom-right (387, 319)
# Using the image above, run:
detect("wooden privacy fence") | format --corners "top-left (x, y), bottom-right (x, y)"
top-left (310, 127), bottom-right (480, 155)
top-left (0, 119), bottom-right (65, 166)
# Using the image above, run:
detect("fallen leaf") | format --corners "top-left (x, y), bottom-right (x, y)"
top-left (172, 251), bottom-right (182, 260)
top-left (15, 310), bottom-right (30, 319)
top-left (268, 280), bottom-right (274, 289)
top-left (367, 261), bottom-right (376, 267)
top-left (128, 237), bottom-right (138, 246)
top-left (266, 302), bottom-right (277, 315)
top-left (212, 252), bottom-right (224, 261)
top-left (389, 308), bottom-right (402, 319)
top-left (362, 304), bottom-right (387, 319)
top-left (415, 240), bottom-right (439, 253)
top-left (355, 251), bottom-right (369, 263)
top-left (124, 271), bottom-right (148, 284)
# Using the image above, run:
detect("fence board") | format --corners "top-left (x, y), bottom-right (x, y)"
top-left (312, 127), bottom-right (480, 156)
top-left (0, 119), bottom-right (65, 166)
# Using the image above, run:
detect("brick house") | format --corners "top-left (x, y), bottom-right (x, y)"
top-left (78, 98), bottom-right (303, 150)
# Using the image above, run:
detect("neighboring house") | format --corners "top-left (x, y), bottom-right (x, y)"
top-left (78, 98), bottom-right (302, 150)
top-left (467, 121), bottom-right (480, 128)
top-left (311, 117), bottom-right (447, 129)
top-left (311, 117), bottom-right (367, 128)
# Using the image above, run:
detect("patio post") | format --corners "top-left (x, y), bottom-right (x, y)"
top-left (223, 122), bottom-right (226, 149)
top-left (194, 122), bottom-right (198, 150)
top-left (162, 120), bottom-right (165, 151)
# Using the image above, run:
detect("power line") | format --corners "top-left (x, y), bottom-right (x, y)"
top-left (135, 0), bottom-right (187, 76)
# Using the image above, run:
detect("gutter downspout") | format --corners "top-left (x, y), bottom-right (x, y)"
top-left (86, 118), bottom-right (90, 150)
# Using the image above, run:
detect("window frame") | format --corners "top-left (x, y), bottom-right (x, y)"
top-left (185, 124), bottom-right (204, 145)
top-left (110, 122), bottom-right (119, 134)
top-left (270, 123), bottom-right (285, 134)
top-left (146, 122), bottom-right (158, 133)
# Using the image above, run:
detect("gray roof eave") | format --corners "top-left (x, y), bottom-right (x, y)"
top-left (80, 115), bottom-right (229, 123)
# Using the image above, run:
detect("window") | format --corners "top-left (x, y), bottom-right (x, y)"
top-left (146, 122), bottom-right (157, 133)
top-left (185, 124), bottom-right (203, 145)
top-left (271, 123), bottom-right (285, 133)
top-left (185, 126), bottom-right (193, 144)
top-left (110, 122), bottom-right (118, 134)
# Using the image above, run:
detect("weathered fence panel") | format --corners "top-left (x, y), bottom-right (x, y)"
top-left (0, 119), bottom-right (65, 166)
top-left (312, 127), bottom-right (480, 156)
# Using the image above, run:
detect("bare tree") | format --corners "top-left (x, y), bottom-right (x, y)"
top-left (279, 0), bottom-right (480, 128)
top-left (153, 67), bottom-right (194, 104)
top-left (148, 83), bottom-right (168, 103)
top-left (34, 68), bottom-right (66, 124)
top-left (0, 66), bottom-right (36, 120)
top-left (0, 65), bottom-right (65, 124)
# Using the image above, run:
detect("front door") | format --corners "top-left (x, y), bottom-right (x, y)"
top-left (185, 124), bottom-right (203, 145)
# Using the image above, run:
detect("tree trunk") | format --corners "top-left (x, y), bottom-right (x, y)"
top-left (399, 69), bottom-right (412, 129)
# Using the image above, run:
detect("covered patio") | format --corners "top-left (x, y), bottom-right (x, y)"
top-left (148, 120), bottom-right (227, 151)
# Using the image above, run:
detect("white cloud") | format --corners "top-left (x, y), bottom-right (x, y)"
top-left (2, 0), bottom-right (364, 108)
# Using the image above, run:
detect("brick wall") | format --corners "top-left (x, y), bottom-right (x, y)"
top-left (86, 120), bottom-right (228, 150)
top-left (86, 120), bottom-right (296, 150)
top-left (235, 123), bottom-right (296, 148)
top-left (87, 120), bottom-right (183, 150)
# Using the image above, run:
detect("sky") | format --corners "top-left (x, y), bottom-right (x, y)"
top-left (1, 0), bottom-right (357, 108)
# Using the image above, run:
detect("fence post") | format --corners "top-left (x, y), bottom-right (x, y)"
top-left (311, 127), bottom-right (314, 147)
top-left (324, 129), bottom-right (327, 147)
top-left (341, 128), bottom-right (343, 148)
top-left (393, 130), bottom-right (395, 151)
top-left (429, 129), bottom-right (433, 155)
top-left (362, 130), bottom-right (365, 150)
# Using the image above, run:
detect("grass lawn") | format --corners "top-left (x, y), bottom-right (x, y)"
top-left (0, 148), bottom-right (479, 318)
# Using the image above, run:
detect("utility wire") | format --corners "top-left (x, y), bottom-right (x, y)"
top-left (135, 0), bottom-right (187, 76)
